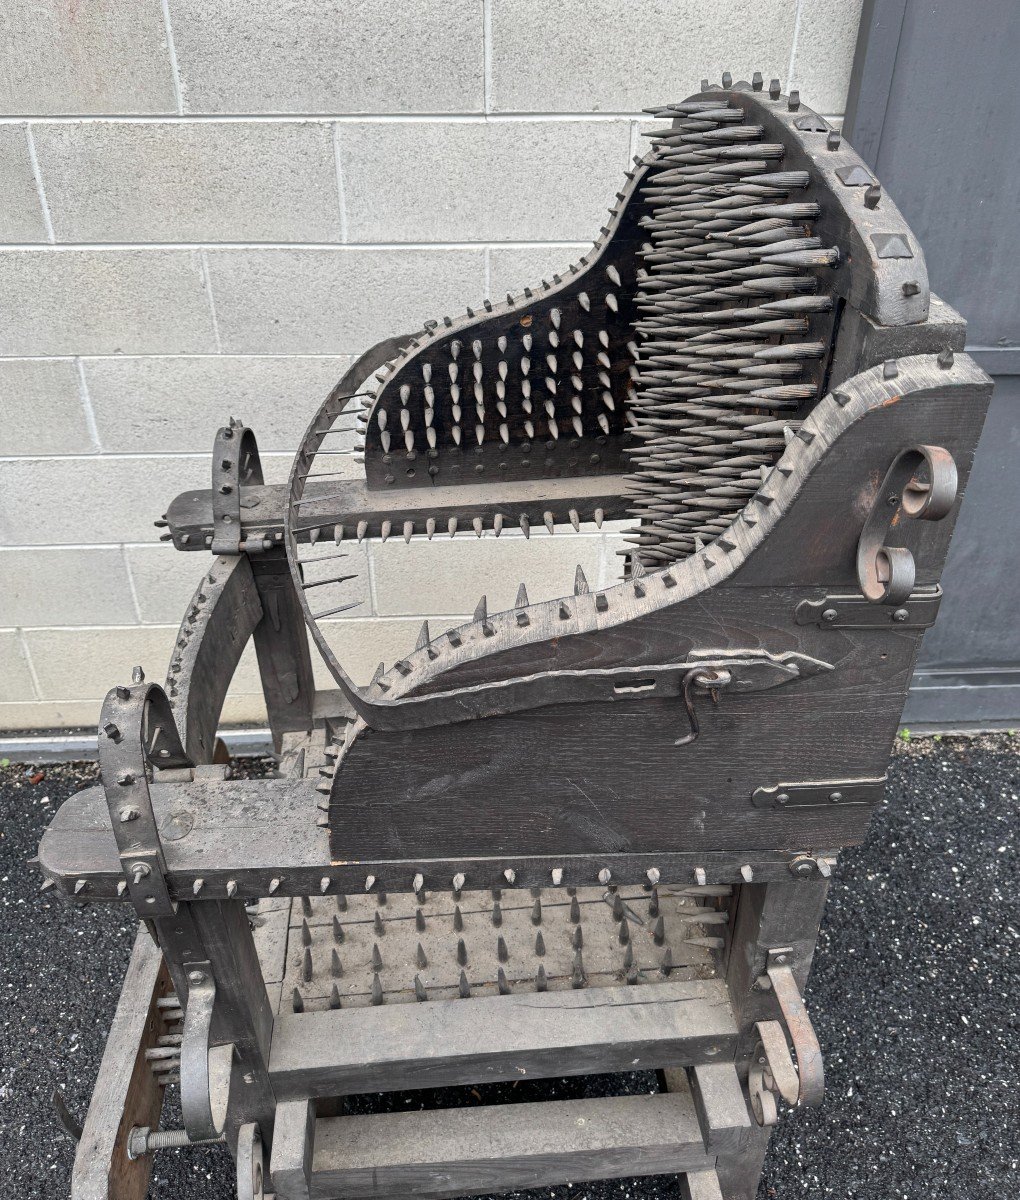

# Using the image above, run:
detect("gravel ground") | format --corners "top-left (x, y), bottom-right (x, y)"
top-left (2, 735), bottom-right (1017, 1199)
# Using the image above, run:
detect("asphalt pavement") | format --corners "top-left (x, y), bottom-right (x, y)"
top-left (2, 734), bottom-right (1017, 1198)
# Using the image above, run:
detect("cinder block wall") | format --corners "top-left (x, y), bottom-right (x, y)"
top-left (0, 1), bottom-right (862, 732)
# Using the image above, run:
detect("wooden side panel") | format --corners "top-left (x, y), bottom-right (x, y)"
top-left (72, 928), bottom-right (170, 1200)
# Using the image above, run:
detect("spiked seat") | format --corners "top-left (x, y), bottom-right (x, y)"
top-left (39, 76), bottom-right (991, 1200)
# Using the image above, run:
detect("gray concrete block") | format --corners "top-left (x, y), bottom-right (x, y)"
top-left (489, 0), bottom-right (797, 112)
top-left (206, 248), bottom-right (485, 354)
top-left (0, 548), bottom-right (138, 627)
top-left (0, 360), bottom-right (93, 455)
top-left (0, 630), bottom-right (36, 703)
top-left (0, 126), bottom-right (47, 241)
top-left (23, 624), bottom-right (268, 702)
top-left (0, 452), bottom-right (293, 547)
top-left (0, 250), bottom-right (216, 356)
top-left (487, 245), bottom-right (589, 301)
top-left (34, 121), bottom-right (342, 243)
top-left (167, 0), bottom-right (482, 113)
top-left (0, 1), bottom-right (177, 115)
top-left (128, 541), bottom-right (370, 624)
top-left (370, 532), bottom-right (603, 616)
top-left (790, 0), bottom-right (864, 116)
top-left (316, 618), bottom-right (469, 687)
top-left (85, 355), bottom-right (354, 454)
top-left (339, 120), bottom-right (633, 242)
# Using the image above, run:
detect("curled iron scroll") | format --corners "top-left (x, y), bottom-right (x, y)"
top-left (856, 444), bottom-right (957, 605)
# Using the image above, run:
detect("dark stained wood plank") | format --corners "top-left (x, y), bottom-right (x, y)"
top-left (270, 979), bottom-right (736, 1098)
top-left (308, 1092), bottom-right (711, 1200)
top-left (270, 1099), bottom-right (315, 1200)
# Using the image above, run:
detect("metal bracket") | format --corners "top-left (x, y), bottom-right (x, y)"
top-left (856, 444), bottom-right (958, 605)
top-left (180, 962), bottom-right (233, 1144)
top-left (211, 420), bottom-right (266, 556)
top-left (795, 587), bottom-right (942, 629)
top-left (751, 776), bottom-right (885, 810)
top-left (764, 948), bottom-right (825, 1109)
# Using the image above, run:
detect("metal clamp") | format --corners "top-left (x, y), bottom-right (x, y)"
top-left (180, 963), bottom-right (234, 1143)
top-left (857, 444), bottom-right (957, 605)
top-left (98, 675), bottom-right (193, 917)
top-left (211, 420), bottom-right (265, 556)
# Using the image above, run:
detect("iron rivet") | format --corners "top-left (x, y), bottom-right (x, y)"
top-left (892, 608), bottom-right (909, 622)
top-left (821, 608), bottom-right (838, 623)
top-left (829, 791), bottom-right (843, 803)
top-left (776, 793), bottom-right (790, 806)
top-left (187, 970), bottom-right (206, 986)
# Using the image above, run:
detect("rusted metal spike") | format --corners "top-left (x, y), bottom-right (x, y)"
top-left (661, 947), bottom-right (675, 977)
top-left (649, 887), bottom-right (660, 917)
top-left (371, 942), bottom-right (383, 971)
top-left (371, 974), bottom-right (384, 1006)
top-left (611, 892), bottom-right (625, 921)
top-left (301, 920), bottom-right (312, 947)
top-left (498, 967), bottom-right (511, 995)
top-left (536, 964), bottom-right (548, 992)
top-left (301, 895), bottom-right (313, 918)
top-left (572, 950), bottom-right (587, 989)
top-left (619, 917), bottom-right (631, 945)
top-left (531, 897), bottom-right (542, 926)
top-left (459, 970), bottom-right (471, 999)
top-left (292, 988), bottom-right (304, 1013)
top-left (332, 915), bottom-right (344, 943)
top-left (622, 942), bottom-right (634, 971)
top-left (329, 983), bottom-right (342, 1010)
top-left (330, 949), bottom-right (343, 978)
top-left (414, 975), bottom-right (428, 1003)
top-left (452, 904), bottom-right (463, 932)
top-left (653, 915), bottom-right (666, 946)
top-left (570, 895), bottom-right (581, 923)
top-left (374, 911), bottom-right (385, 936)
top-left (492, 900), bottom-right (503, 927)
top-left (498, 935), bottom-right (510, 963)
top-left (572, 923), bottom-right (584, 950)
top-left (535, 931), bottom-right (546, 956)
top-left (416, 907), bottom-right (426, 932)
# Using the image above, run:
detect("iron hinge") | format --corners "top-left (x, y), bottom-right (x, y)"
top-left (795, 587), bottom-right (942, 629)
top-left (751, 776), bottom-right (886, 810)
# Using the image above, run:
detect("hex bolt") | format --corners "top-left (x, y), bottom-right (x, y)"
top-left (187, 969), bottom-right (206, 986)
top-left (789, 855), bottom-right (815, 878)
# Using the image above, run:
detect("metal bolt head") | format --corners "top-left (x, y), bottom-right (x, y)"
top-left (773, 952), bottom-right (788, 965)
top-left (776, 792), bottom-right (790, 806)
top-left (789, 855), bottom-right (815, 878)
top-left (187, 969), bottom-right (206, 986)
top-left (829, 791), bottom-right (843, 803)
top-left (130, 862), bottom-right (151, 884)
top-left (892, 608), bottom-right (909, 622)
top-left (821, 608), bottom-right (838, 623)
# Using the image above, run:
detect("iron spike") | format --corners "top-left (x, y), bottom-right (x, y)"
top-left (374, 911), bottom-right (385, 936)
top-left (416, 907), bottom-right (426, 932)
top-left (498, 967), bottom-right (511, 995)
top-left (649, 887), bottom-right (660, 917)
top-left (459, 970), bottom-right (471, 999)
top-left (520, 514), bottom-right (531, 538)
top-left (301, 920), bottom-right (313, 947)
top-left (660, 947), bottom-right (675, 977)
top-left (536, 964), bottom-right (548, 992)
top-left (329, 983), bottom-right (342, 1010)
top-left (456, 938), bottom-right (468, 966)
top-left (531, 897), bottom-right (543, 926)
top-left (570, 895), bottom-right (581, 923)
top-left (492, 901), bottom-right (503, 927)
top-left (371, 974), bottom-right (384, 1006)
top-left (365, 874), bottom-right (376, 892)
top-left (619, 917), bottom-right (631, 945)
top-left (535, 931), bottom-right (546, 956)
top-left (572, 924), bottom-right (584, 950)
top-left (572, 950), bottom-right (587, 989)
top-left (336, 893), bottom-right (348, 912)
top-left (292, 988), bottom-right (304, 1013)
top-left (598, 867), bottom-right (612, 885)
top-left (426, 517), bottom-right (436, 540)
top-left (622, 942), bottom-right (634, 970)
top-left (454, 905), bottom-right (464, 931)
top-left (371, 942), bottom-right (383, 971)
top-left (653, 915), bottom-right (666, 946)
top-left (551, 867), bottom-right (564, 886)
top-left (414, 975), bottom-right (428, 1002)
top-left (332, 915), bottom-right (345, 944)
top-left (740, 864), bottom-right (754, 882)
top-left (453, 871), bottom-right (466, 894)
top-left (611, 892), bottom-right (625, 921)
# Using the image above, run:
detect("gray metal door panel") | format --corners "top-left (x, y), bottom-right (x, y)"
top-left (844, 0), bottom-right (1020, 724)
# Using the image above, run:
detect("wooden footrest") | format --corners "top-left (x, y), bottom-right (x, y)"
top-left (278, 1092), bottom-right (713, 1200)
top-left (270, 978), bottom-right (737, 1098)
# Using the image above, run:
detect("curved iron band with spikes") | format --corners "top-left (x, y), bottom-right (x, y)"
top-left (286, 80), bottom-right (930, 746)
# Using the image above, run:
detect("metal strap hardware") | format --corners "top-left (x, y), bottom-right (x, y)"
top-left (180, 962), bottom-right (234, 1143)
top-left (856, 444), bottom-right (957, 605)
top-left (765, 948), bottom-right (825, 1107)
top-left (211, 420), bottom-right (267, 556)
top-left (751, 777), bottom-right (885, 810)
top-left (795, 587), bottom-right (942, 629)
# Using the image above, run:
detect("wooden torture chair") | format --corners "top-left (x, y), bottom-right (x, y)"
top-left (38, 76), bottom-right (991, 1200)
